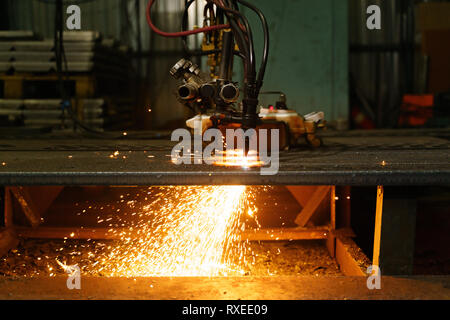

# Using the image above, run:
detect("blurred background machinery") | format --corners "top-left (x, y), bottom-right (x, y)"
top-left (0, 0), bottom-right (448, 133)
top-left (349, 0), bottom-right (450, 129)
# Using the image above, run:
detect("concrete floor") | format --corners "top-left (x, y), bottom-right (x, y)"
top-left (0, 276), bottom-right (449, 300)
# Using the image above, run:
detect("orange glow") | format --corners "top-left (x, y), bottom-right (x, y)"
top-left (94, 186), bottom-right (258, 277)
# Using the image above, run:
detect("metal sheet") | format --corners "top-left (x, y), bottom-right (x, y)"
top-left (0, 30), bottom-right (36, 40)
top-left (0, 43), bottom-right (11, 51)
top-left (0, 62), bottom-right (10, 72)
top-left (63, 31), bottom-right (101, 42)
top-left (0, 99), bottom-right (104, 110)
top-left (0, 61), bottom-right (94, 72)
top-left (0, 52), bottom-right (54, 62)
top-left (22, 118), bottom-right (103, 126)
top-left (10, 40), bottom-right (54, 51)
top-left (0, 109), bottom-right (102, 118)
top-left (0, 52), bottom-right (94, 62)
top-left (0, 40), bottom-right (100, 52)
top-left (0, 129), bottom-right (448, 186)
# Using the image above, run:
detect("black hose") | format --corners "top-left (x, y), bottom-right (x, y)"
top-left (235, 0), bottom-right (269, 93)
top-left (214, 0), bottom-right (255, 80)
top-left (219, 30), bottom-right (234, 80)
top-left (227, 17), bottom-right (250, 71)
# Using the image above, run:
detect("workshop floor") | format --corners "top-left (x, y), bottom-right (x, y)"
top-left (0, 276), bottom-right (449, 300)
top-left (0, 239), bottom-right (341, 277)
top-left (1, 238), bottom-right (449, 300)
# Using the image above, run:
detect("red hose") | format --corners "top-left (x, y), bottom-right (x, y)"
top-left (146, 0), bottom-right (230, 38)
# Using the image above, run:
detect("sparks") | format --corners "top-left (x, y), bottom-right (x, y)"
top-left (96, 186), bottom-right (257, 277)
top-left (3, 186), bottom-right (260, 278)
top-left (56, 259), bottom-right (79, 275)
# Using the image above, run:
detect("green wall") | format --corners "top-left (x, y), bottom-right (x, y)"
top-left (241, 0), bottom-right (349, 125)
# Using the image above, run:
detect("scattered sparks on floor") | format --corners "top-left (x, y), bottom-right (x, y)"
top-left (1, 186), bottom-right (266, 277)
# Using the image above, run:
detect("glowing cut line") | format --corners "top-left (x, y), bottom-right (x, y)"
top-left (212, 149), bottom-right (265, 168)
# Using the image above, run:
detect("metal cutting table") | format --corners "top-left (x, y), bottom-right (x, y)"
top-left (0, 128), bottom-right (449, 277)
top-left (0, 128), bottom-right (449, 186)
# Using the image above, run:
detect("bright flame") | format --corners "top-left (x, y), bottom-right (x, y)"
top-left (212, 149), bottom-right (264, 168)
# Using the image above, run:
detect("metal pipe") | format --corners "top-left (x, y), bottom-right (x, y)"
top-left (178, 83), bottom-right (198, 100)
top-left (372, 185), bottom-right (384, 275)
